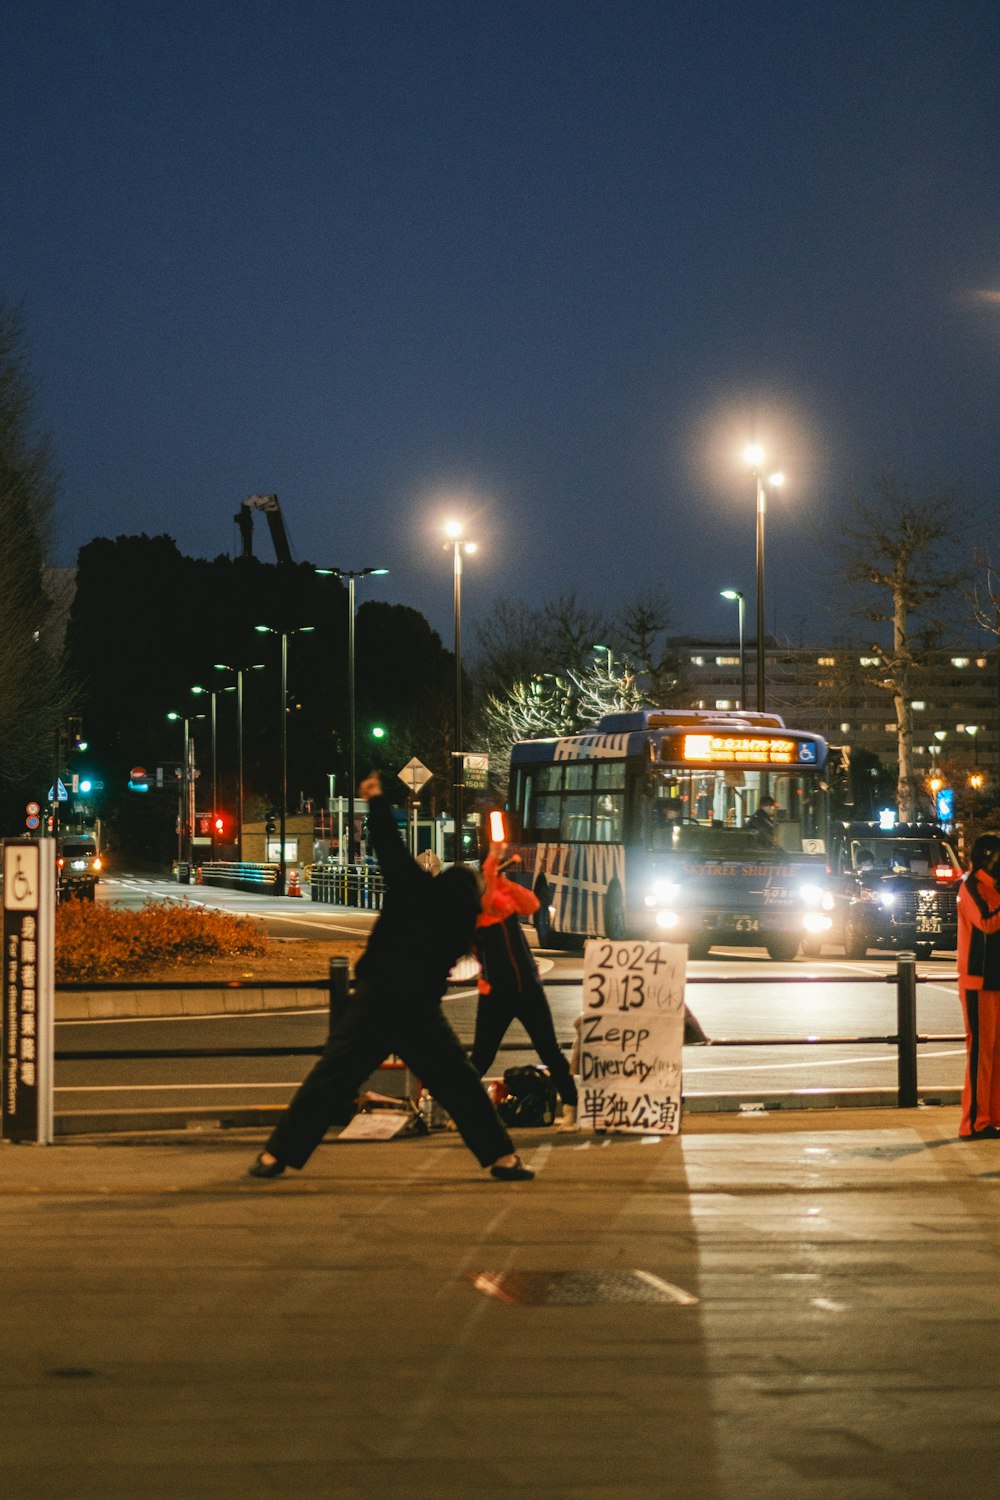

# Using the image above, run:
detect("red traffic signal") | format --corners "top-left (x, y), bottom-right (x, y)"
top-left (213, 815), bottom-right (225, 835)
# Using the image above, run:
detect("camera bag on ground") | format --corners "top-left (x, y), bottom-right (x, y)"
top-left (497, 1065), bottom-right (557, 1127)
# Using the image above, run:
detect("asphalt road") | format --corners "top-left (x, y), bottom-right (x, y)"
top-left (58, 873), bottom-right (967, 1120)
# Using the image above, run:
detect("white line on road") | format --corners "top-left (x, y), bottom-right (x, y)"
top-left (684, 1046), bottom-right (966, 1075)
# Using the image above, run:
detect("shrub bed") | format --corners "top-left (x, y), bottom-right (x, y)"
top-left (56, 899), bottom-right (268, 982)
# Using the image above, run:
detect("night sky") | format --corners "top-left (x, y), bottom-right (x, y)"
top-left (4, 1), bottom-right (999, 648)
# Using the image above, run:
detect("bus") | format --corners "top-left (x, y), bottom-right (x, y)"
top-left (505, 708), bottom-right (831, 960)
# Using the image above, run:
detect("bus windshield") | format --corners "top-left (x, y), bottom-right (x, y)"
top-left (646, 767), bottom-right (826, 855)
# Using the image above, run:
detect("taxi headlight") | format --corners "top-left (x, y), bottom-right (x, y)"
top-left (879, 891), bottom-right (896, 909)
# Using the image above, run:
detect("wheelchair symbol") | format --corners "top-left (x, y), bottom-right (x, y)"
top-left (3, 846), bottom-right (39, 911)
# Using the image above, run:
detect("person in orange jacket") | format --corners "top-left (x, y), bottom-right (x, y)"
top-left (471, 846), bottom-right (579, 1124)
top-left (956, 832), bottom-right (1000, 1139)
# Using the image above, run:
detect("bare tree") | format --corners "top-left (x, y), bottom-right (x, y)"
top-left (839, 474), bottom-right (968, 821)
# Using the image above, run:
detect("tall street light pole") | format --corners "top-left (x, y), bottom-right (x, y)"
top-left (444, 522), bottom-right (476, 864)
top-left (720, 590), bottom-right (746, 710)
top-left (166, 712), bottom-right (204, 873)
top-left (316, 566), bottom-right (389, 865)
top-left (742, 446), bottom-right (785, 714)
top-left (255, 624), bottom-right (314, 895)
top-left (190, 685), bottom-right (218, 858)
top-left (214, 662), bottom-right (265, 862)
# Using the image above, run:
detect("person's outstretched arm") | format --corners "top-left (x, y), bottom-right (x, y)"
top-left (359, 773), bottom-right (422, 891)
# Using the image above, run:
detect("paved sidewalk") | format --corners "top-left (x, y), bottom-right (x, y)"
top-left (3, 1107), bottom-right (999, 1499)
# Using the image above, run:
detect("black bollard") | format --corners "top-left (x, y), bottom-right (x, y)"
top-left (896, 953), bottom-right (918, 1108)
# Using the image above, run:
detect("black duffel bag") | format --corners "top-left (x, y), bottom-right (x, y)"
top-left (497, 1065), bottom-right (557, 1127)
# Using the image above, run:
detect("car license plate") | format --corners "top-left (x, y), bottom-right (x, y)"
top-left (915, 916), bottom-right (941, 934)
top-left (725, 915), bottom-right (759, 932)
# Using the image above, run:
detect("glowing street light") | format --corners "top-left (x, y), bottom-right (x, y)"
top-left (254, 625), bottom-right (315, 894)
top-left (315, 566), bottom-right (389, 865)
top-left (444, 521), bottom-right (477, 863)
top-left (742, 445), bottom-right (785, 713)
top-left (720, 590), bottom-right (746, 710)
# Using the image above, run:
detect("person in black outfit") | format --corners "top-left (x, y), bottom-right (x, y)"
top-left (745, 795), bottom-right (777, 843)
top-left (249, 774), bottom-right (533, 1182)
top-left (470, 847), bottom-right (579, 1124)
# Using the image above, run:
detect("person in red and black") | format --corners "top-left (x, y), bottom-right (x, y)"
top-left (248, 775), bottom-right (533, 1181)
top-left (470, 845), bottom-right (579, 1125)
top-left (956, 832), bottom-right (1000, 1140)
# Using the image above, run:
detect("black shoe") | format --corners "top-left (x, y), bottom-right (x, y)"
top-left (489, 1155), bottom-right (534, 1181)
top-left (960, 1127), bottom-right (1000, 1141)
top-left (248, 1153), bottom-right (285, 1178)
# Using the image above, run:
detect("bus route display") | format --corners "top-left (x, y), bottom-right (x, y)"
top-left (578, 939), bottom-right (686, 1134)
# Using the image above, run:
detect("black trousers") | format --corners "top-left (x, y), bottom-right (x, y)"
top-left (266, 980), bottom-right (515, 1170)
top-left (470, 981), bottom-right (578, 1107)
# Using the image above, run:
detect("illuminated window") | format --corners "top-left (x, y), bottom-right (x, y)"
top-left (690, 656), bottom-right (704, 666)
top-left (715, 699), bottom-right (734, 710)
top-left (840, 722), bottom-right (850, 732)
top-left (817, 656), bottom-right (835, 666)
top-left (715, 656), bottom-right (740, 666)
top-left (952, 658), bottom-right (969, 668)
top-left (911, 701), bottom-right (925, 711)
top-left (976, 658), bottom-right (988, 668)
top-left (859, 656), bottom-right (881, 667)
top-left (885, 724), bottom-right (895, 733)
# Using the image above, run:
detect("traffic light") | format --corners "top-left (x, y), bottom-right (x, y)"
top-left (265, 813), bottom-right (277, 834)
top-left (213, 814), bottom-right (225, 836)
top-left (370, 724), bottom-right (387, 740)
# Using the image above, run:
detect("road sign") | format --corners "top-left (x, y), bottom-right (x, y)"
top-left (25, 815), bottom-right (40, 830)
top-left (26, 801), bottom-right (40, 816)
top-left (131, 766), bottom-right (147, 781)
top-left (398, 757), bottom-right (433, 794)
top-left (463, 752), bottom-right (490, 789)
top-left (46, 780), bottom-right (68, 802)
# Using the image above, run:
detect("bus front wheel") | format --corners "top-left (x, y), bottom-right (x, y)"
top-left (765, 933), bottom-right (801, 962)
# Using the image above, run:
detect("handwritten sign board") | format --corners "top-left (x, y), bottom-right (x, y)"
top-left (578, 939), bottom-right (686, 1135)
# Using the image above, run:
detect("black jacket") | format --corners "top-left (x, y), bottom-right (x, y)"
top-left (354, 796), bottom-right (481, 1002)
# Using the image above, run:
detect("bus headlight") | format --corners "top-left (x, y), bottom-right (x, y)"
top-left (644, 880), bottom-right (680, 909)
top-left (798, 883), bottom-right (831, 908)
top-left (655, 910), bottom-right (680, 930)
top-left (803, 911), bottom-right (833, 934)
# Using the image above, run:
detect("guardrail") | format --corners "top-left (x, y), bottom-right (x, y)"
top-left (53, 954), bottom-right (961, 1111)
top-left (309, 864), bottom-right (386, 909)
top-left (195, 861), bottom-right (279, 893)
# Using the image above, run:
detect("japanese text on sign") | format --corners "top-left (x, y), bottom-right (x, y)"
top-left (579, 939), bottom-right (686, 1135)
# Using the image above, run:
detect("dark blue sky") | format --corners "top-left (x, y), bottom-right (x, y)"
top-left (4, 0), bottom-right (999, 647)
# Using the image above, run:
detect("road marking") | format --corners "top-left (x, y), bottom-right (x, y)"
top-left (55, 1082), bottom-right (303, 1093)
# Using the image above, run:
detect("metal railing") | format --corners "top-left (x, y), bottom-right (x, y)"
top-left (195, 861), bottom-right (279, 892)
top-left (309, 864), bottom-right (386, 909)
top-left (53, 954), bottom-right (962, 1111)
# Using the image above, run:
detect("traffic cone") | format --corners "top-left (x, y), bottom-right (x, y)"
top-left (195, 866), bottom-right (203, 885)
top-left (287, 867), bottom-right (302, 897)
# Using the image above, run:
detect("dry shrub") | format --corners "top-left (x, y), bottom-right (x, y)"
top-left (56, 899), bottom-right (268, 982)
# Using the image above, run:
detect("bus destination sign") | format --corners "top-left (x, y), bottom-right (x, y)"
top-left (680, 733), bottom-right (796, 765)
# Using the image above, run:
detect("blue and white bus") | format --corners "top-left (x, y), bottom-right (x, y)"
top-left (506, 709), bottom-right (831, 960)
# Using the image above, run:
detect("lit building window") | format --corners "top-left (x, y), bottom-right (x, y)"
top-left (715, 656), bottom-right (740, 666)
top-left (911, 701), bottom-right (925, 711)
top-left (817, 656), bottom-right (835, 666)
top-left (690, 656), bottom-right (704, 666)
top-left (840, 722), bottom-right (850, 733)
top-left (952, 658), bottom-right (969, 668)
top-left (976, 659), bottom-right (988, 668)
top-left (859, 656), bottom-right (881, 667)
top-left (715, 699), bottom-right (733, 710)
top-left (885, 724), bottom-right (896, 733)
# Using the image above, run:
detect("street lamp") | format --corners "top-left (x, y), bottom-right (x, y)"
top-left (190, 685), bottom-right (218, 859)
top-left (742, 445), bottom-right (785, 713)
top-left (214, 662), bottom-right (265, 862)
top-left (444, 521), bottom-right (477, 864)
top-left (315, 566), bottom-right (389, 865)
top-left (593, 642), bottom-right (614, 676)
top-left (720, 590), bottom-right (746, 710)
top-left (166, 711), bottom-right (205, 871)
top-left (254, 624), bottom-right (315, 895)
top-left (966, 723), bottom-right (979, 767)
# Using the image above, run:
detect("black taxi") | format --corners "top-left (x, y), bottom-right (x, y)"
top-left (802, 820), bottom-right (961, 960)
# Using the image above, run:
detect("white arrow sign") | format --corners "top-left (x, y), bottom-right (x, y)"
top-left (398, 757), bottom-right (433, 793)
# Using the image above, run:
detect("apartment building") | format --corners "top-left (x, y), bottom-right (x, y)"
top-left (675, 638), bottom-right (999, 785)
